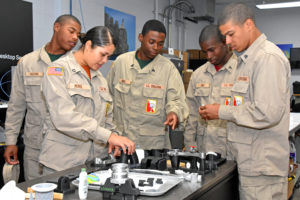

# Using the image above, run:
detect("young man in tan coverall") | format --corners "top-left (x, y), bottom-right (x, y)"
top-left (199, 3), bottom-right (290, 200)
top-left (184, 24), bottom-right (237, 158)
top-left (4, 15), bottom-right (81, 180)
top-left (107, 19), bottom-right (188, 150)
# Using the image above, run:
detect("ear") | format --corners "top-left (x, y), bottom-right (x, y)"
top-left (84, 40), bottom-right (92, 52)
top-left (54, 23), bottom-right (61, 32)
top-left (138, 33), bottom-right (143, 42)
top-left (244, 19), bottom-right (254, 31)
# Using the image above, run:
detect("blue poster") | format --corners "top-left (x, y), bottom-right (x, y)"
top-left (277, 44), bottom-right (293, 59)
top-left (105, 7), bottom-right (136, 59)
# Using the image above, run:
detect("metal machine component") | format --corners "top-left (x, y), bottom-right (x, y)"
top-left (167, 149), bottom-right (226, 173)
top-left (100, 163), bottom-right (140, 200)
top-left (140, 157), bottom-right (167, 171)
top-left (118, 149), bottom-right (139, 168)
top-left (111, 163), bottom-right (129, 185)
top-left (141, 149), bottom-right (167, 170)
top-left (93, 153), bottom-right (117, 168)
top-left (168, 149), bottom-right (201, 171)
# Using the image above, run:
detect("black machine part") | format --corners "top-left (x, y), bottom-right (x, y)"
top-left (100, 178), bottom-right (140, 200)
top-left (47, 175), bottom-right (75, 194)
top-left (167, 149), bottom-right (226, 173)
top-left (119, 149), bottom-right (139, 167)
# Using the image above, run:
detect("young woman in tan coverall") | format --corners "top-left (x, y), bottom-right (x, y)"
top-left (39, 26), bottom-right (135, 175)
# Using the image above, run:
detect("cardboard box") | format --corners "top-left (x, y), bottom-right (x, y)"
top-left (187, 49), bottom-right (207, 60)
top-left (288, 178), bottom-right (295, 199)
top-left (288, 161), bottom-right (298, 199)
top-left (183, 71), bottom-right (193, 84)
top-left (161, 49), bottom-right (188, 71)
top-left (199, 50), bottom-right (207, 59)
top-left (183, 71), bottom-right (193, 93)
top-left (187, 49), bottom-right (200, 60)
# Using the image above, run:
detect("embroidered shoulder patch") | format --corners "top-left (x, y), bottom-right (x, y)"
top-left (47, 67), bottom-right (63, 76)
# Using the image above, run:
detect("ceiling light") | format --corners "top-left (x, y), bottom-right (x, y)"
top-left (256, 1), bottom-right (300, 9)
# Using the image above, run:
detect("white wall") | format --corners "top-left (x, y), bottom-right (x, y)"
top-left (255, 6), bottom-right (300, 94)
top-left (23, 0), bottom-right (172, 75)
top-left (23, 0), bottom-right (300, 78)
top-left (216, 3), bottom-right (300, 91)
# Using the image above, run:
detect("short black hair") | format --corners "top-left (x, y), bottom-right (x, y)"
top-left (54, 14), bottom-right (81, 26)
top-left (199, 24), bottom-right (224, 45)
top-left (218, 3), bottom-right (255, 26)
top-left (79, 26), bottom-right (116, 48)
top-left (141, 19), bottom-right (166, 36)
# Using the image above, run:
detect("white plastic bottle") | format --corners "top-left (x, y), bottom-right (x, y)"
top-left (78, 168), bottom-right (88, 200)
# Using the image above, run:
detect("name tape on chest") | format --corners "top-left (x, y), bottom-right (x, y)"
top-left (221, 83), bottom-right (233, 88)
top-left (119, 79), bottom-right (131, 85)
top-left (196, 83), bottom-right (210, 88)
top-left (68, 83), bottom-right (90, 90)
top-left (47, 67), bottom-right (63, 76)
top-left (237, 76), bottom-right (249, 82)
top-left (99, 87), bottom-right (107, 92)
top-left (25, 72), bottom-right (44, 77)
top-left (144, 83), bottom-right (163, 89)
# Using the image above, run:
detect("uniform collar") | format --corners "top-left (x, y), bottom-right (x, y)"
top-left (38, 44), bottom-right (52, 65)
top-left (130, 50), bottom-right (161, 73)
top-left (239, 33), bottom-right (266, 64)
top-left (205, 53), bottom-right (237, 74)
top-left (68, 51), bottom-right (101, 79)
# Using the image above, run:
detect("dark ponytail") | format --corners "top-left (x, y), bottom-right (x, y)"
top-left (79, 26), bottom-right (117, 48)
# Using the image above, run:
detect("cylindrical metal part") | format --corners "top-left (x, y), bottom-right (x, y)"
top-left (110, 163), bottom-right (129, 184)
top-left (199, 152), bottom-right (205, 172)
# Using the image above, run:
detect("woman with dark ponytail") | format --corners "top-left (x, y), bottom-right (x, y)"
top-left (39, 26), bottom-right (135, 175)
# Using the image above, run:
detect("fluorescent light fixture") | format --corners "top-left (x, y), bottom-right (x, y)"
top-left (256, 1), bottom-right (300, 9)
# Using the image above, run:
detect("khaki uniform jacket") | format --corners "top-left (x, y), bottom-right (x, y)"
top-left (219, 34), bottom-right (291, 177)
top-left (39, 52), bottom-right (115, 171)
top-left (185, 54), bottom-right (237, 157)
top-left (5, 45), bottom-right (50, 149)
top-left (107, 51), bottom-right (189, 150)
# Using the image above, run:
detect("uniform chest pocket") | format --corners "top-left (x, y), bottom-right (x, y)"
top-left (67, 88), bottom-right (92, 98)
top-left (231, 82), bottom-right (249, 106)
top-left (231, 82), bottom-right (249, 94)
top-left (220, 88), bottom-right (232, 96)
top-left (194, 87), bottom-right (210, 97)
top-left (24, 76), bottom-right (43, 103)
top-left (114, 82), bottom-right (130, 108)
top-left (67, 86), bottom-right (92, 107)
top-left (115, 82), bottom-right (130, 94)
top-left (99, 91), bottom-right (112, 102)
top-left (142, 87), bottom-right (164, 115)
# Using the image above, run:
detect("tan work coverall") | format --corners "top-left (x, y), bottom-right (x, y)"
top-left (218, 34), bottom-right (290, 199)
top-left (39, 52), bottom-right (115, 171)
top-left (107, 51), bottom-right (188, 150)
top-left (185, 54), bottom-right (237, 157)
top-left (5, 45), bottom-right (51, 180)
